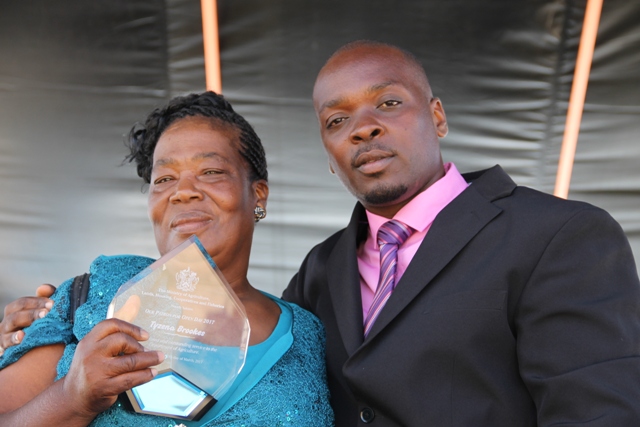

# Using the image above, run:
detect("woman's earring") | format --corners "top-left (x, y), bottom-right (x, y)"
top-left (254, 206), bottom-right (266, 223)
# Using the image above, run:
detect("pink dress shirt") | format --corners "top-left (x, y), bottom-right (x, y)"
top-left (358, 163), bottom-right (469, 321)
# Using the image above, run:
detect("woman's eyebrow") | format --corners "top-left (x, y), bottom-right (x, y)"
top-left (153, 151), bottom-right (229, 169)
top-left (195, 151), bottom-right (229, 163)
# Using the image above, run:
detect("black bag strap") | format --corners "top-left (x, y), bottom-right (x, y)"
top-left (69, 273), bottom-right (90, 325)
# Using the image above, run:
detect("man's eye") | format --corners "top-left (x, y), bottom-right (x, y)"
top-left (380, 100), bottom-right (401, 108)
top-left (203, 169), bottom-right (222, 175)
top-left (327, 117), bottom-right (346, 128)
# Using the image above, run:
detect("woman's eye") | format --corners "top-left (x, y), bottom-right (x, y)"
top-left (153, 176), bottom-right (173, 185)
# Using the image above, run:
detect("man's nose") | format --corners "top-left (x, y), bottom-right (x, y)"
top-left (349, 114), bottom-right (384, 143)
top-left (169, 174), bottom-right (204, 203)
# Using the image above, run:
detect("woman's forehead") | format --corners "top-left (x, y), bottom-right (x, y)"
top-left (153, 119), bottom-right (241, 162)
top-left (164, 115), bottom-right (237, 138)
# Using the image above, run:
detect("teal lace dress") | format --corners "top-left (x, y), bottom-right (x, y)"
top-left (0, 255), bottom-right (334, 427)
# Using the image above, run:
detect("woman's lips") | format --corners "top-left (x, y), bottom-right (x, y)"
top-left (170, 212), bottom-right (213, 233)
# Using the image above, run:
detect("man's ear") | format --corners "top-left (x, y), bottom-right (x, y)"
top-left (430, 98), bottom-right (448, 138)
top-left (329, 161), bottom-right (335, 175)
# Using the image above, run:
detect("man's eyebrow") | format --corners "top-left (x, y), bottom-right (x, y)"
top-left (318, 81), bottom-right (398, 114)
top-left (368, 81), bottom-right (396, 93)
top-left (319, 97), bottom-right (345, 113)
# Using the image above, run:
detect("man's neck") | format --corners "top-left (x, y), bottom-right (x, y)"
top-left (363, 168), bottom-right (447, 218)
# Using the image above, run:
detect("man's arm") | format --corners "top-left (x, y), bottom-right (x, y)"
top-left (0, 285), bottom-right (56, 355)
top-left (282, 269), bottom-right (308, 309)
top-left (516, 207), bottom-right (640, 424)
top-left (282, 242), bottom-right (327, 312)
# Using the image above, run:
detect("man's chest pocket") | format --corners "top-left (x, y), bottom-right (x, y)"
top-left (422, 289), bottom-right (507, 314)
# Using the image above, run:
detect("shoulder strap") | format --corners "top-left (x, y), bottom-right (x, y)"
top-left (69, 273), bottom-right (90, 325)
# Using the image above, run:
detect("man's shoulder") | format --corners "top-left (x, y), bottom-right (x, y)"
top-left (465, 165), bottom-right (607, 217)
top-left (302, 201), bottom-right (366, 265)
top-left (309, 226), bottom-right (349, 257)
top-left (282, 207), bottom-right (360, 306)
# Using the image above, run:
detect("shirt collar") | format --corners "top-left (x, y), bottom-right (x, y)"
top-left (365, 162), bottom-right (468, 243)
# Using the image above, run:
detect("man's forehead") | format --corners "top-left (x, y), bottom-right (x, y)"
top-left (315, 59), bottom-right (417, 107)
top-left (314, 47), bottom-right (430, 107)
top-left (322, 47), bottom-right (406, 76)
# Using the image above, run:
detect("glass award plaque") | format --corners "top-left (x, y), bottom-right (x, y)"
top-left (106, 235), bottom-right (250, 421)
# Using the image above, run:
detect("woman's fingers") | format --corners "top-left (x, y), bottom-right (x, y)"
top-left (105, 350), bottom-right (163, 379)
top-left (89, 365), bottom-right (160, 400)
top-left (88, 318), bottom-right (150, 344)
top-left (63, 318), bottom-right (164, 415)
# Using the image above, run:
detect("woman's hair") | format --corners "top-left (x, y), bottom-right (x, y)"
top-left (126, 91), bottom-right (268, 183)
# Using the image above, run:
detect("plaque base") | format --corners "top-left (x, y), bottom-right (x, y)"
top-left (126, 370), bottom-right (216, 421)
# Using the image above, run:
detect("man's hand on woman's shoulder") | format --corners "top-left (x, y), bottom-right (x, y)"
top-left (0, 284), bottom-right (56, 356)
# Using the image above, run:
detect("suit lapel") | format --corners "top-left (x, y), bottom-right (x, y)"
top-left (363, 166), bottom-right (515, 341)
top-left (326, 204), bottom-right (369, 355)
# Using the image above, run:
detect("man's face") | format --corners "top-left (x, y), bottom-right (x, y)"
top-left (313, 46), bottom-right (448, 218)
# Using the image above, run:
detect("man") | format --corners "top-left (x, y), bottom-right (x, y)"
top-left (3, 41), bottom-right (640, 426)
top-left (282, 40), bottom-right (640, 426)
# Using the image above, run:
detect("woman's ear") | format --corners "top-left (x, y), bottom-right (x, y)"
top-left (253, 180), bottom-right (269, 210)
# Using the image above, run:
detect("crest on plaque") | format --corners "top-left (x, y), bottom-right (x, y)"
top-left (176, 267), bottom-right (199, 292)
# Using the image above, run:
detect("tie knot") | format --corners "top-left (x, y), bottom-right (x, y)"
top-left (377, 220), bottom-right (413, 247)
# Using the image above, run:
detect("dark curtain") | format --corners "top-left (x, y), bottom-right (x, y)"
top-left (1, 0), bottom-right (638, 312)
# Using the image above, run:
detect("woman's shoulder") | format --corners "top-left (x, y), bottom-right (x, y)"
top-left (277, 298), bottom-right (325, 341)
top-left (83, 254), bottom-right (156, 310)
top-left (89, 254), bottom-right (156, 276)
top-left (261, 294), bottom-right (326, 351)
top-left (214, 295), bottom-right (333, 426)
top-left (263, 295), bottom-right (327, 385)
top-left (0, 254), bottom-right (154, 369)
top-left (71, 254), bottom-right (156, 340)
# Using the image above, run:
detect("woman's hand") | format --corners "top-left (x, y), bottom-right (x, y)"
top-left (62, 318), bottom-right (164, 417)
top-left (0, 284), bottom-right (56, 355)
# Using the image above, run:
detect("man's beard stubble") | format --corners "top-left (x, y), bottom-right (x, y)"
top-left (362, 184), bottom-right (408, 206)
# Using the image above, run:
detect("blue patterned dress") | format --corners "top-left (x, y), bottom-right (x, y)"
top-left (0, 255), bottom-right (334, 426)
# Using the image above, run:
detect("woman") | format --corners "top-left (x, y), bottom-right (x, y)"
top-left (0, 92), bottom-right (333, 426)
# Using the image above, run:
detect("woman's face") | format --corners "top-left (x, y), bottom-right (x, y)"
top-left (148, 116), bottom-right (268, 280)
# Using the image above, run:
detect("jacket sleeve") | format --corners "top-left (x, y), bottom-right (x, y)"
top-left (515, 206), bottom-right (640, 425)
top-left (282, 246), bottom-right (317, 312)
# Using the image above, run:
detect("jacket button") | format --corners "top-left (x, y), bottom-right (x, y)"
top-left (360, 407), bottom-right (375, 423)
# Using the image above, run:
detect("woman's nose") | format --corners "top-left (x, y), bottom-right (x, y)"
top-left (169, 175), bottom-right (204, 203)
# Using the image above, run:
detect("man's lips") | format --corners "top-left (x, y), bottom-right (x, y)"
top-left (170, 211), bottom-right (213, 233)
top-left (353, 149), bottom-right (394, 174)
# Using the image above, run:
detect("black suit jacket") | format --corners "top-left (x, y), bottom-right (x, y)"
top-left (283, 166), bottom-right (640, 426)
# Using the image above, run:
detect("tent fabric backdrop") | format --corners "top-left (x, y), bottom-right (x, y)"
top-left (0, 0), bottom-right (638, 314)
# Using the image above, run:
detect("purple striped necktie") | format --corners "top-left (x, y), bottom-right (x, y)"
top-left (363, 219), bottom-right (414, 338)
